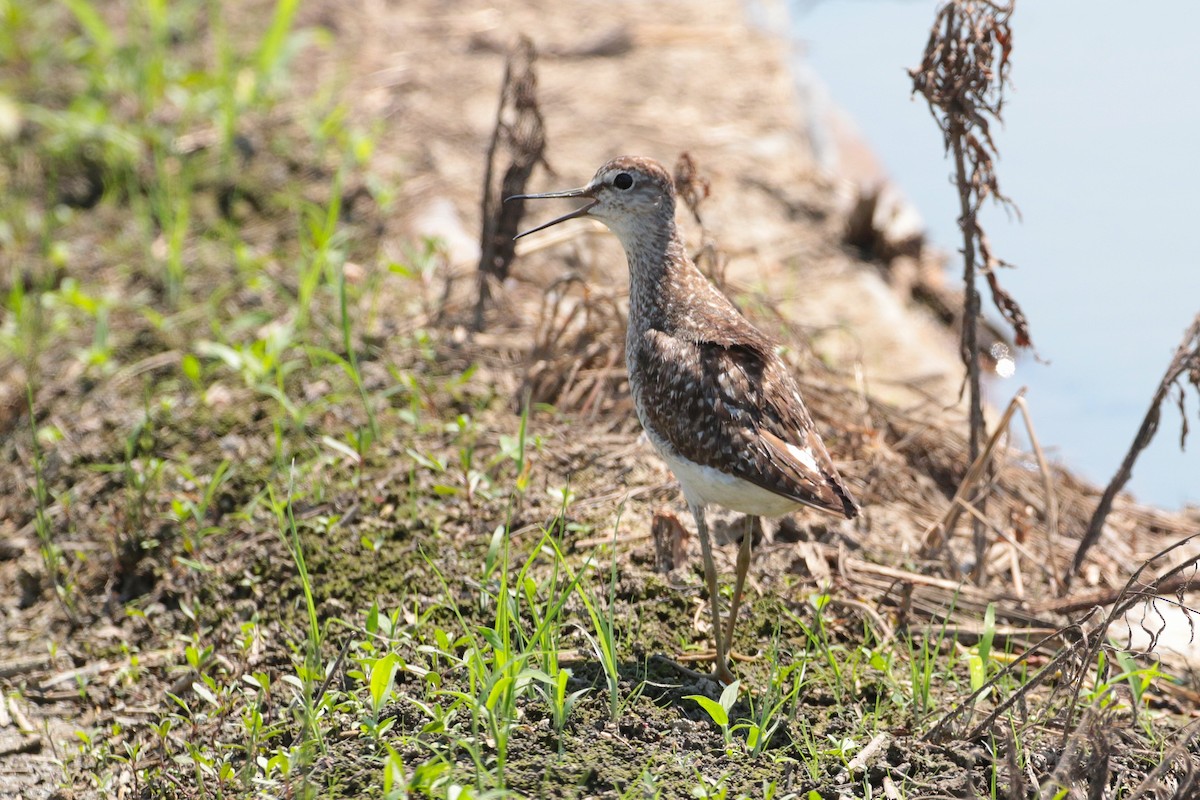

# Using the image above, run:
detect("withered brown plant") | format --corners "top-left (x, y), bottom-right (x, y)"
top-left (475, 35), bottom-right (547, 330)
top-left (671, 152), bottom-right (727, 289)
top-left (1070, 313), bottom-right (1200, 582)
top-left (910, 0), bottom-right (1033, 579)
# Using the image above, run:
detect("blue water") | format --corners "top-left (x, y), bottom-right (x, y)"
top-left (786, 0), bottom-right (1200, 510)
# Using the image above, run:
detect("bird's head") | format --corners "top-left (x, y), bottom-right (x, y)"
top-left (507, 156), bottom-right (676, 248)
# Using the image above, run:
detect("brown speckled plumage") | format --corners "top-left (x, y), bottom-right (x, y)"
top-left (509, 155), bottom-right (858, 683)
top-left (588, 157), bottom-right (858, 519)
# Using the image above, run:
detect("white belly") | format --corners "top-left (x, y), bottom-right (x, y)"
top-left (647, 429), bottom-right (801, 517)
top-left (627, 338), bottom-right (799, 517)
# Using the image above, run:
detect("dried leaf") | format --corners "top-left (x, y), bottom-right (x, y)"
top-left (1179, 379), bottom-right (1190, 450)
top-left (673, 151), bottom-right (710, 226)
top-left (984, 270), bottom-right (1031, 348)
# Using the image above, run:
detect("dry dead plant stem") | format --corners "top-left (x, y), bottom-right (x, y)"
top-left (1054, 534), bottom-right (1200, 747)
top-left (924, 622), bottom-right (1080, 743)
top-left (950, 115), bottom-right (986, 475)
top-left (475, 35), bottom-right (547, 330)
top-left (911, 1), bottom-right (1033, 583)
top-left (1014, 394), bottom-right (1060, 579)
top-left (1125, 717), bottom-right (1200, 800)
top-left (1037, 571), bottom-right (1200, 615)
top-left (921, 388), bottom-right (1020, 563)
top-left (1069, 312), bottom-right (1200, 583)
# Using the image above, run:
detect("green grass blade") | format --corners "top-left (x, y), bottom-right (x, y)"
top-left (255, 0), bottom-right (302, 96)
top-left (59, 0), bottom-right (115, 54)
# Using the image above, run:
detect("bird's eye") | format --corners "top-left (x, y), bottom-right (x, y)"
top-left (613, 172), bottom-right (634, 190)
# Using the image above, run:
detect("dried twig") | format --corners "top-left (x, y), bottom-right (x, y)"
top-left (475, 35), bottom-right (548, 330)
top-left (935, 391), bottom-right (1061, 589)
top-left (1034, 708), bottom-right (1113, 800)
top-left (926, 532), bottom-right (1200, 750)
top-left (836, 731), bottom-right (890, 784)
top-left (924, 621), bottom-right (1085, 743)
top-left (1013, 394), bottom-right (1060, 583)
top-left (920, 387), bottom-right (1020, 554)
top-left (1069, 313), bottom-right (1200, 583)
top-left (1037, 570), bottom-right (1200, 615)
top-left (0, 653), bottom-right (56, 679)
top-left (1124, 717), bottom-right (1200, 800)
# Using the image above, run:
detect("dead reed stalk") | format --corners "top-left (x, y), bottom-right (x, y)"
top-left (910, 0), bottom-right (1033, 581)
top-left (1069, 313), bottom-right (1200, 582)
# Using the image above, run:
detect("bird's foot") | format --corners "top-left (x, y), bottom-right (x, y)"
top-left (651, 654), bottom-right (731, 692)
top-left (710, 663), bottom-right (737, 688)
top-left (669, 650), bottom-right (740, 687)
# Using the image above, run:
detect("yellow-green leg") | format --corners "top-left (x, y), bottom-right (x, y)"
top-left (689, 502), bottom-right (736, 686)
top-left (723, 515), bottom-right (756, 662)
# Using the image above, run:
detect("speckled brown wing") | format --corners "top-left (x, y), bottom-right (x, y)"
top-left (634, 327), bottom-right (858, 519)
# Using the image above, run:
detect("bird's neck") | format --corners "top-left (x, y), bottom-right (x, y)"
top-left (621, 220), bottom-right (701, 334)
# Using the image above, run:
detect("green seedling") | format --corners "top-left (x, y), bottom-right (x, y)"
top-left (687, 680), bottom-right (740, 747)
top-left (734, 659), bottom-right (805, 755)
top-left (357, 652), bottom-right (400, 740)
top-left (966, 603), bottom-right (997, 701)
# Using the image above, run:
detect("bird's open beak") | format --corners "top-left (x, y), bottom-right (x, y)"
top-left (505, 187), bottom-right (597, 240)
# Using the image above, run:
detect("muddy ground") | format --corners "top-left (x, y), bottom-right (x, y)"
top-left (2, 0), bottom-right (1200, 798)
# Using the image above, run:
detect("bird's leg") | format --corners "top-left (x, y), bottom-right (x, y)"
top-left (723, 515), bottom-right (756, 661)
top-left (691, 502), bottom-right (735, 685)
